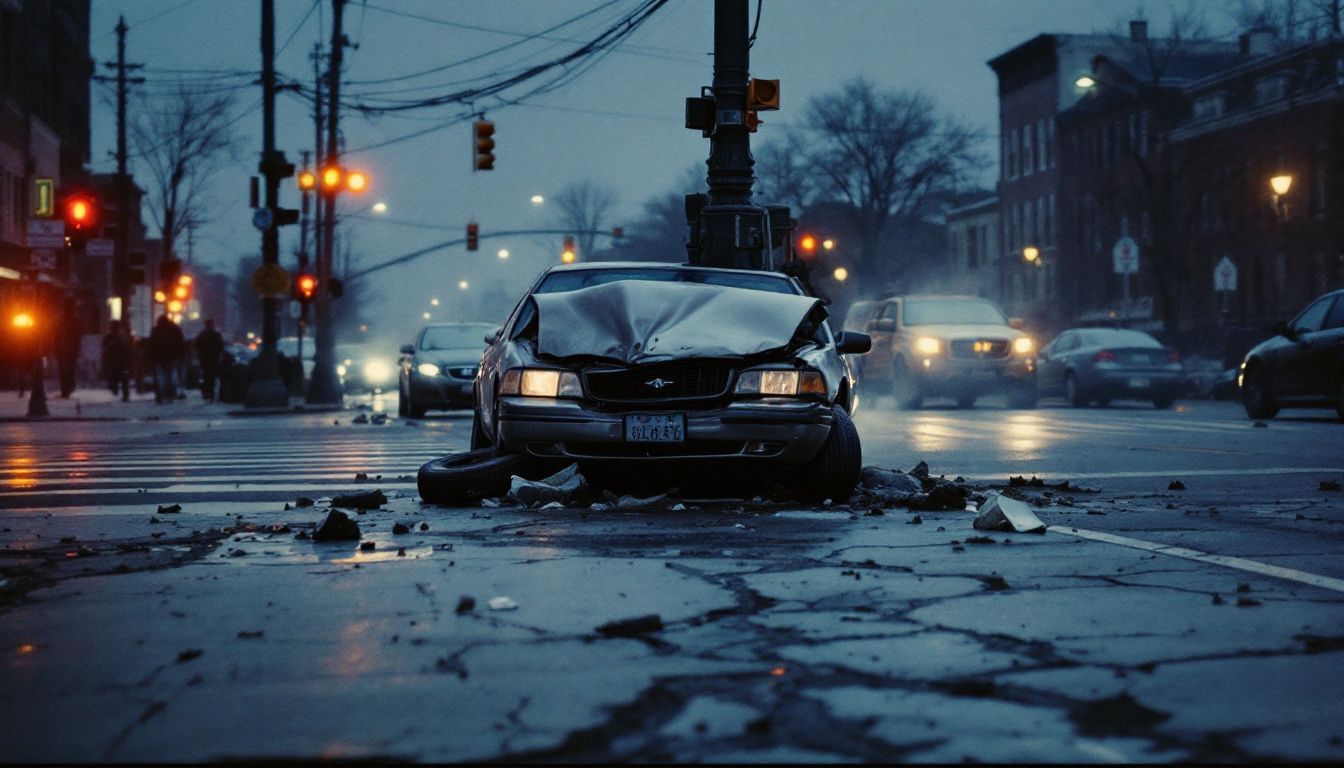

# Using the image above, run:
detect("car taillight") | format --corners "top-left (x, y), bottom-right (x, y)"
top-left (1093, 350), bottom-right (1117, 362)
top-left (1166, 349), bottom-right (1182, 363)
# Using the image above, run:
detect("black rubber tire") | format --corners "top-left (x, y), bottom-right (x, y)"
top-left (956, 394), bottom-right (977, 409)
top-left (418, 448), bottom-right (525, 505)
top-left (1065, 373), bottom-right (1088, 408)
top-left (1241, 364), bottom-right (1279, 420)
top-left (892, 358), bottom-right (923, 410)
top-left (790, 406), bottom-right (862, 503)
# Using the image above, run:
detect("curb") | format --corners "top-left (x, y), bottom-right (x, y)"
top-left (227, 404), bottom-right (346, 417)
top-left (0, 416), bottom-right (129, 423)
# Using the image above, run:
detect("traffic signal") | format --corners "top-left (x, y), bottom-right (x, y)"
top-left (293, 273), bottom-right (318, 304)
top-left (562, 236), bottom-right (576, 264)
top-left (172, 273), bottom-right (193, 303)
top-left (297, 170), bottom-right (316, 191)
top-left (798, 234), bottom-right (818, 256)
top-left (473, 120), bottom-right (495, 171)
top-left (746, 111), bottom-right (762, 133)
top-left (466, 222), bottom-right (479, 251)
top-left (747, 78), bottom-right (780, 111)
top-left (320, 165), bottom-right (342, 194)
top-left (63, 192), bottom-right (98, 236)
top-left (346, 170), bottom-right (368, 193)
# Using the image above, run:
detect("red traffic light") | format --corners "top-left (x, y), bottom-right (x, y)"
top-left (294, 273), bottom-right (318, 303)
top-left (798, 234), bottom-right (818, 254)
top-left (64, 194), bottom-right (97, 231)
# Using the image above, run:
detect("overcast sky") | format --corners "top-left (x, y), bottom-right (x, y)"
top-left (87, 0), bottom-right (1248, 342)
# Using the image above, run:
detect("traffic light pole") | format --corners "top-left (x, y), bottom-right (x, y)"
top-left (307, 0), bottom-right (345, 406)
top-left (245, 0), bottom-right (290, 408)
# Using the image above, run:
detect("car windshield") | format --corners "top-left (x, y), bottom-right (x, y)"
top-left (1076, 329), bottom-right (1162, 348)
top-left (902, 299), bottom-right (1006, 326)
top-left (420, 324), bottom-right (494, 350)
top-left (537, 268), bottom-right (797, 295)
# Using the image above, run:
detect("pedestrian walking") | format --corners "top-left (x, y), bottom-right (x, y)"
top-left (100, 320), bottom-right (132, 401)
top-left (193, 319), bottom-right (225, 402)
top-left (55, 298), bottom-right (82, 398)
top-left (147, 314), bottom-right (186, 404)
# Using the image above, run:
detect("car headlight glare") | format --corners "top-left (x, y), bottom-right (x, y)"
top-left (735, 368), bottom-right (825, 398)
top-left (915, 337), bottom-right (941, 356)
top-left (417, 362), bottom-right (441, 377)
top-left (363, 360), bottom-right (392, 384)
top-left (505, 368), bottom-right (582, 398)
top-left (760, 370), bottom-right (800, 395)
top-left (1013, 337), bottom-right (1035, 355)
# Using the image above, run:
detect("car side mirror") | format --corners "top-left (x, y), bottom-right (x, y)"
top-left (837, 331), bottom-right (872, 355)
top-left (1009, 317), bottom-right (1025, 330)
top-left (400, 344), bottom-right (414, 355)
top-left (1274, 320), bottom-right (1297, 339)
top-left (867, 318), bottom-right (895, 334)
top-left (485, 327), bottom-right (502, 345)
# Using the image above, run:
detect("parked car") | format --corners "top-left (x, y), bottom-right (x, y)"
top-left (431, 262), bottom-right (870, 502)
top-left (398, 322), bottom-right (497, 417)
top-left (857, 295), bottom-right (1036, 409)
top-left (337, 343), bottom-right (395, 394)
top-left (1037, 328), bottom-right (1184, 408)
top-left (1240, 288), bottom-right (1344, 421)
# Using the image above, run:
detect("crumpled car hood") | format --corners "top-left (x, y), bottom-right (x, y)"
top-left (532, 280), bottom-right (823, 365)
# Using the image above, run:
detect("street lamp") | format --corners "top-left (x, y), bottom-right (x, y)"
top-left (1075, 75), bottom-right (1097, 89)
top-left (458, 280), bottom-right (470, 291)
top-left (1269, 174), bottom-right (1293, 197)
top-left (822, 238), bottom-right (836, 251)
top-left (497, 248), bottom-right (510, 260)
top-left (422, 312), bottom-right (431, 320)
top-left (833, 266), bottom-right (849, 282)
top-left (430, 298), bottom-right (440, 306)
top-left (1022, 245), bottom-right (1041, 264)
top-left (372, 202), bottom-right (388, 214)
top-left (530, 194), bottom-right (544, 205)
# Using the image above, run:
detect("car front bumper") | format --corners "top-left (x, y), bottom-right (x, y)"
top-left (496, 397), bottom-right (833, 462)
top-left (907, 355), bottom-right (1036, 394)
top-left (410, 374), bottom-right (475, 407)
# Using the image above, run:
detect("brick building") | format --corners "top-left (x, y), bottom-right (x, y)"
top-left (943, 196), bottom-right (1000, 300)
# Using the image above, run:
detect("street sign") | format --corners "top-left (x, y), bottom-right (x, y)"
top-left (29, 250), bottom-right (57, 270)
top-left (251, 263), bottom-right (290, 297)
top-left (1214, 256), bottom-right (1238, 292)
top-left (86, 239), bottom-right (114, 257)
top-left (1112, 236), bottom-right (1139, 274)
top-left (27, 219), bottom-right (65, 249)
top-left (252, 208), bottom-right (273, 231)
top-left (33, 178), bottom-right (54, 218)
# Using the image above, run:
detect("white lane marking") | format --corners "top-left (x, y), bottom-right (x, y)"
top-left (0, 482), bottom-right (417, 497)
top-left (2, 453), bottom-right (443, 471)
top-left (969, 467), bottom-right (1344, 481)
top-left (1, 470), bottom-right (421, 487)
top-left (1051, 525), bottom-right (1344, 594)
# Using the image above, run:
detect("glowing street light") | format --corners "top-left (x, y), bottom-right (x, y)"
top-left (1269, 174), bottom-right (1293, 197)
top-left (422, 312), bottom-right (431, 320)
top-left (530, 194), bottom-right (544, 205)
top-left (458, 280), bottom-right (470, 290)
top-left (297, 170), bottom-right (316, 191)
top-left (1075, 75), bottom-right (1097, 89)
top-left (822, 238), bottom-right (835, 251)
top-left (430, 298), bottom-right (440, 306)
top-left (345, 170), bottom-right (368, 193)
top-left (497, 248), bottom-right (510, 259)
top-left (372, 202), bottom-right (388, 214)
top-left (1022, 245), bottom-right (1041, 263)
top-left (833, 267), bottom-right (849, 282)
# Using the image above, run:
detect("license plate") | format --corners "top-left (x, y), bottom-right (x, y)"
top-left (1128, 377), bottom-right (1150, 389)
top-left (625, 413), bottom-right (685, 443)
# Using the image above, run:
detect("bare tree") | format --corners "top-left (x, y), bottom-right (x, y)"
top-left (754, 134), bottom-right (818, 213)
top-left (550, 180), bottom-right (618, 261)
top-left (131, 86), bottom-right (240, 266)
top-left (791, 79), bottom-right (984, 278)
top-left (1231, 0), bottom-right (1342, 40)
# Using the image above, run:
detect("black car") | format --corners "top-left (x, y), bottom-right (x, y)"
top-left (398, 323), bottom-right (495, 417)
top-left (1240, 288), bottom-right (1344, 421)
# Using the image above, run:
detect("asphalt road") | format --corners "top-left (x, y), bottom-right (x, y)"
top-left (1, 395), bottom-right (1342, 762)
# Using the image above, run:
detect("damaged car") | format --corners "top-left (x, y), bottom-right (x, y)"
top-left (418, 263), bottom-right (872, 503)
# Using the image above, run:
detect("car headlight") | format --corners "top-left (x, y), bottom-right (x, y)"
top-left (336, 364), bottom-right (347, 377)
top-left (417, 362), bottom-right (441, 377)
top-left (914, 337), bottom-right (941, 356)
top-left (363, 360), bottom-right (392, 384)
top-left (499, 368), bottom-right (581, 398)
top-left (1013, 337), bottom-right (1035, 355)
top-left (735, 368), bottom-right (825, 397)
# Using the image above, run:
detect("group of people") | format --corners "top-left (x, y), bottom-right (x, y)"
top-left (99, 316), bottom-right (228, 404)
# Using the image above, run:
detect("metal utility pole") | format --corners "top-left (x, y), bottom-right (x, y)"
top-left (296, 149), bottom-right (311, 384)
top-left (307, 0), bottom-right (345, 405)
top-left (103, 17), bottom-right (143, 330)
top-left (695, 0), bottom-right (768, 270)
top-left (245, 0), bottom-right (291, 407)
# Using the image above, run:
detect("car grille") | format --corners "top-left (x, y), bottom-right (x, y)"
top-left (584, 361), bottom-right (733, 403)
top-left (949, 339), bottom-right (1010, 359)
top-left (445, 366), bottom-right (477, 380)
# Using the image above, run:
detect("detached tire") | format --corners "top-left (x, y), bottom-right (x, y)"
top-left (418, 448), bottom-right (524, 505)
top-left (791, 406), bottom-right (862, 503)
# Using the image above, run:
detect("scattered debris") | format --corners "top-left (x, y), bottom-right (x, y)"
top-left (509, 464), bottom-right (586, 507)
top-left (595, 614), bottom-right (664, 638)
top-left (295, 530), bottom-right (310, 540)
top-left (354, 472), bottom-right (369, 480)
top-left (973, 493), bottom-right (1047, 534)
top-left (612, 492), bottom-right (673, 510)
top-left (487, 596), bottom-right (518, 611)
top-left (295, 497), bottom-right (315, 508)
top-left (352, 414), bottom-right (369, 424)
top-left (863, 508), bottom-right (885, 517)
top-left (913, 483), bottom-right (968, 510)
top-left (1236, 583), bottom-right (1251, 593)
top-left (455, 595), bottom-right (476, 613)
top-left (370, 413), bottom-right (388, 425)
top-left (910, 461), bottom-right (930, 479)
top-left (360, 541), bottom-right (376, 551)
top-left (980, 575), bottom-right (1010, 591)
top-left (907, 515), bottom-right (922, 525)
top-left (1211, 594), bottom-right (1225, 605)
top-left (156, 504), bottom-right (182, 515)
top-left (965, 536), bottom-right (996, 545)
top-left (227, 548), bottom-right (246, 557)
top-left (1168, 480), bottom-right (1186, 491)
top-left (1236, 597), bottom-right (1262, 607)
top-left (538, 502), bottom-right (565, 511)
top-left (859, 466), bottom-right (923, 495)
top-left (237, 630), bottom-right (263, 639)
top-left (330, 490), bottom-right (387, 509)
top-left (419, 522), bottom-right (429, 531)
top-left (177, 648), bottom-right (203, 663)
top-left (392, 522), bottom-right (411, 535)
top-left (312, 510), bottom-right (361, 541)
top-left (397, 547), bottom-right (406, 557)
top-left (1320, 480), bottom-right (1342, 492)
top-left (265, 523), bottom-right (291, 534)
top-left (1008, 475), bottom-right (1046, 488)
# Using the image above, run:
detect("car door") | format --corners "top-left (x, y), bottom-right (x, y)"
top-left (863, 300), bottom-right (898, 386)
top-left (1304, 295), bottom-right (1344, 398)
top-left (1275, 296), bottom-right (1334, 398)
top-left (1037, 332), bottom-right (1073, 394)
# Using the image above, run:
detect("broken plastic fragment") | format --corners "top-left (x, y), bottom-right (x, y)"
top-left (596, 614), bottom-right (663, 638)
top-left (157, 504), bottom-right (182, 515)
top-left (509, 464), bottom-right (586, 507)
top-left (487, 596), bottom-right (518, 611)
top-left (973, 493), bottom-right (1047, 534)
top-left (330, 490), bottom-right (387, 509)
top-left (312, 510), bottom-right (361, 541)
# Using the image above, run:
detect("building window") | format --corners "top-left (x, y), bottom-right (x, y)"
top-left (1023, 123), bottom-right (1034, 177)
top-left (1008, 127), bottom-right (1019, 179)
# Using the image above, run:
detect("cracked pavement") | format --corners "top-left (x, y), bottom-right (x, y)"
top-left (1, 399), bottom-right (1342, 762)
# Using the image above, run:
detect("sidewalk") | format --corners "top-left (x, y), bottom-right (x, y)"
top-left (0, 381), bottom-right (258, 421)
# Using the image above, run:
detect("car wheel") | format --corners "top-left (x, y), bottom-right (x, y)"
top-left (790, 405), bottom-right (862, 503)
top-left (1064, 373), bottom-right (1088, 407)
top-left (418, 448), bottom-right (526, 505)
top-left (469, 398), bottom-right (493, 449)
top-left (1241, 364), bottom-right (1279, 419)
top-left (1152, 396), bottom-right (1174, 409)
top-left (892, 357), bottom-right (923, 410)
top-left (956, 394), bottom-right (977, 409)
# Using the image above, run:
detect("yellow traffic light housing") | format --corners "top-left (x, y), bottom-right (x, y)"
top-left (466, 222), bottom-right (479, 251)
top-left (320, 166), bottom-right (342, 193)
top-left (747, 78), bottom-right (780, 111)
top-left (474, 120), bottom-right (495, 171)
